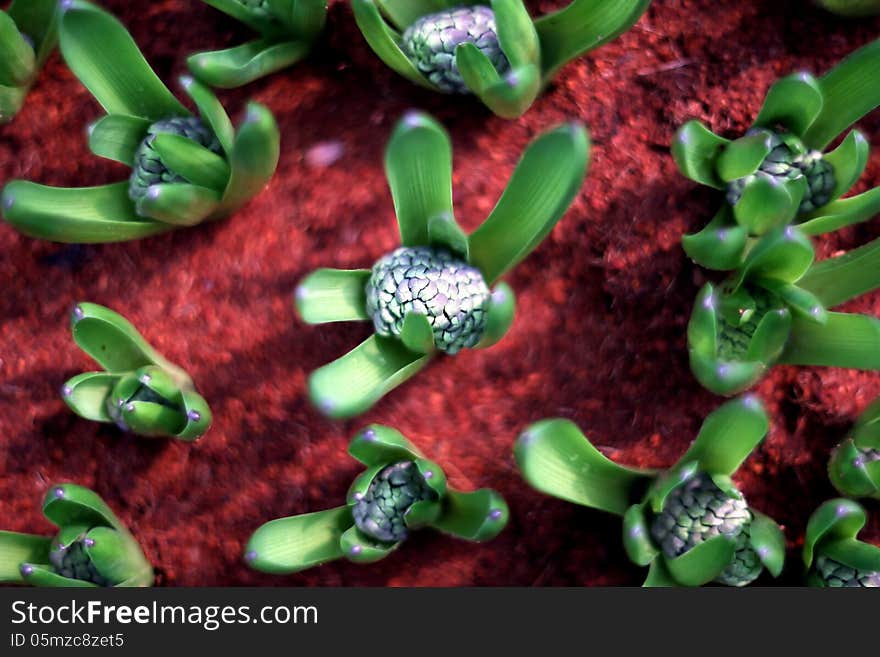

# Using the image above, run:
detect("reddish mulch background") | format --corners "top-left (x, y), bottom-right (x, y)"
top-left (1, 0), bottom-right (879, 586)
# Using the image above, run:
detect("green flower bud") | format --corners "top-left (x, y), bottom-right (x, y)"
top-left (725, 131), bottom-right (835, 214)
top-left (365, 246), bottom-right (490, 354)
top-left (651, 473), bottom-right (762, 587)
top-left (106, 366), bottom-right (195, 437)
top-left (128, 117), bottom-right (222, 203)
top-left (49, 534), bottom-right (112, 587)
top-left (401, 6), bottom-right (510, 94)
top-left (716, 287), bottom-right (780, 362)
top-left (812, 555), bottom-right (880, 587)
top-left (352, 461), bottom-right (437, 543)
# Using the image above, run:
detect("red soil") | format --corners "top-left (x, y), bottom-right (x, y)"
top-left (1, 0), bottom-right (879, 586)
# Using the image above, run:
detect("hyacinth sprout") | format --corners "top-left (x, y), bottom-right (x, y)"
top-left (803, 499), bottom-right (880, 587)
top-left (188, 1), bottom-right (327, 88)
top-left (829, 397), bottom-right (880, 500)
top-left (62, 303), bottom-right (212, 441)
top-left (295, 111), bottom-right (588, 419)
top-left (515, 396), bottom-right (786, 587)
top-left (0, 0), bottom-right (58, 123)
top-left (245, 425), bottom-right (509, 574)
top-left (0, 484), bottom-right (153, 587)
top-left (351, 0), bottom-right (650, 118)
top-left (1, 1), bottom-right (279, 243)
top-left (674, 39), bottom-right (880, 395)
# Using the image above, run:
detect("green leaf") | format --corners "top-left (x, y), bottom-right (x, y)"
top-left (307, 335), bottom-right (431, 419)
top-left (533, 0), bottom-right (651, 78)
top-left (675, 395), bottom-right (769, 476)
top-left (348, 424), bottom-right (422, 466)
top-left (0, 531), bottom-right (51, 584)
top-left (1, 181), bottom-right (169, 244)
top-left (20, 563), bottom-right (99, 588)
top-left (731, 176), bottom-right (801, 235)
top-left (373, 0), bottom-right (462, 30)
top-left (9, 0), bottom-right (61, 65)
top-left (187, 38), bottom-right (312, 89)
top-left (757, 281), bottom-right (826, 324)
top-left (622, 504), bottom-right (659, 567)
top-left (469, 123), bottom-right (589, 284)
top-left (199, 0), bottom-right (279, 33)
top-left (642, 558), bottom-right (678, 587)
top-left (671, 121), bottom-right (729, 189)
top-left (476, 283), bottom-right (515, 349)
top-left (753, 72), bottom-right (824, 137)
top-left (339, 526), bottom-right (399, 564)
top-left (413, 457), bottom-right (448, 499)
top-left (88, 114), bottom-right (150, 165)
top-left (384, 111), bottom-right (453, 248)
top-left (404, 499), bottom-right (442, 529)
top-left (61, 372), bottom-right (118, 423)
top-left (294, 269), bottom-right (371, 324)
top-left (70, 302), bottom-right (188, 380)
top-left (782, 311), bottom-right (880, 369)
top-left (430, 489), bottom-right (509, 542)
top-left (802, 498), bottom-right (866, 568)
top-left (219, 103), bottom-right (280, 214)
top-left (180, 76), bottom-right (234, 155)
top-left (42, 484), bottom-right (125, 533)
top-left (351, 0), bottom-right (437, 90)
top-left (716, 131), bottom-right (775, 182)
top-left (799, 236), bottom-right (880, 308)
top-left (687, 283), bottom-right (719, 358)
top-left (455, 51), bottom-right (540, 118)
top-left (117, 400), bottom-right (186, 438)
top-left (853, 397), bottom-right (880, 448)
top-left (646, 461), bottom-right (699, 513)
top-left (244, 506), bottom-right (351, 574)
top-left (822, 129), bottom-right (869, 203)
top-left (802, 38), bottom-right (880, 150)
top-left (828, 439), bottom-right (879, 500)
top-left (400, 312), bottom-right (435, 354)
top-left (821, 537), bottom-right (880, 572)
top-left (58, 1), bottom-right (188, 120)
top-left (681, 206), bottom-right (748, 271)
top-left (135, 183), bottom-right (222, 227)
top-left (0, 10), bottom-right (36, 87)
top-left (689, 348), bottom-right (766, 397)
top-left (490, 0), bottom-right (540, 69)
top-left (0, 82), bottom-right (27, 124)
top-left (151, 133), bottom-right (230, 192)
top-left (175, 389), bottom-right (212, 442)
top-left (427, 212), bottom-right (469, 260)
top-left (346, 464), bottom-right (386, 505)
top-left (83, 526), bottom-right (151, 586)
top-left (798, 186), bottom-right (880, 236)
top-left (749, 510), bottom-right (786, 577)
top-left (285, 0), bottom-right (328, 39)
top-left (732, 226), bottom-right (815, 289)
top-left (514, 418), bottom-right (654, 516)
top-left (664, 534), bottom-right (737, 587)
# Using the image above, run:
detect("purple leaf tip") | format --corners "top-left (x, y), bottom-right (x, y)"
top-left (84, 538), bottom-right (95, 548)
top-left (61, 385), bottom-right (73, 397)
top-left (362, 429), bottom-right (376, 441)
top-left (72, 305), bottom-right (85, 321)
top-left (245, 550), bottom-right (257, 562)
top-left (489, 509), bottom-right (502, 520)
top-left (350, 545), bottom-right (362, 555)
top-left (54, 487), bottom-right (65, 499)
top-left (188, 410), bottom-right (201, 422)
top-left (423, 471), bottom-right (433, 479)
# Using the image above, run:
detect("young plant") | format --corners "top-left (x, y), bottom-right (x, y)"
top-left (62, 303), bottom-right (212, 441)
top-left (295, 111), bottom-right (588, 419)
top-left (188, 1), bottom-right (327, 88)
top-left (0, 0), bottom-right (58, 123)
top-left (829, 397), bottom-right (880, 500)
top-left (515, 396), bottom-right (786, 587)
top-left (0, 484), bottom-right (153, 587)
top-left (1, 1), bottom-right (279, 244)
top-left (245, 425), bottom-right (509, 574)
top-left (814, 0), bottom-right (880, 15)
top-left (674, 37), bottom-right (880, 251)
top-left (803, 499), bottom-right (880, 587)
top-left (351, 0), bottom-right (650, 118)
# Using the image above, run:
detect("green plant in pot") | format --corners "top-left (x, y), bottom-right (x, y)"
top-left (294, 110), bottom-right (589, 419)
top-left (0, 484), bottom-right (153, 587)
top-left (0, 0), bottom-right (59, 123)
top-left (245, 425), bottom-right (509, 574)
top-left (188, 1), bottom-right (327, 88)
top-left (803, 499), bottom-right (880, 587)
top-left (62, 303), bottom-right (212, 441)
top-left (515, 396), bottom-right (786, 587)
top-left (1, 1), bottom-right (279, 243)
top-left (351, 0), bottom-right (650, 118)
top-left (828, 398), bottom-right (880, 500)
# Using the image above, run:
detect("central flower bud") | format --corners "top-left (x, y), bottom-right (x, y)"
top-left (651, 473), bottom-right (762, 586)
top-left (725, 130), bottom-right (835, 215)
top-left (401, 6), bottom-right (510, 93)
top-left (128, 117), bottom-right (222, 203)
top-left (365, 246), bottom-right (490, 354)
top-left (813, 555), bottom-right (880, 587)
top-left (716, 287), bottom-right (779, 363)
top-left (352, 461), bottom-right (436, 543)
top-left (49, 535), bottom-right (111, 586)
top-left (106, 367), bottom-right (188, 436)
